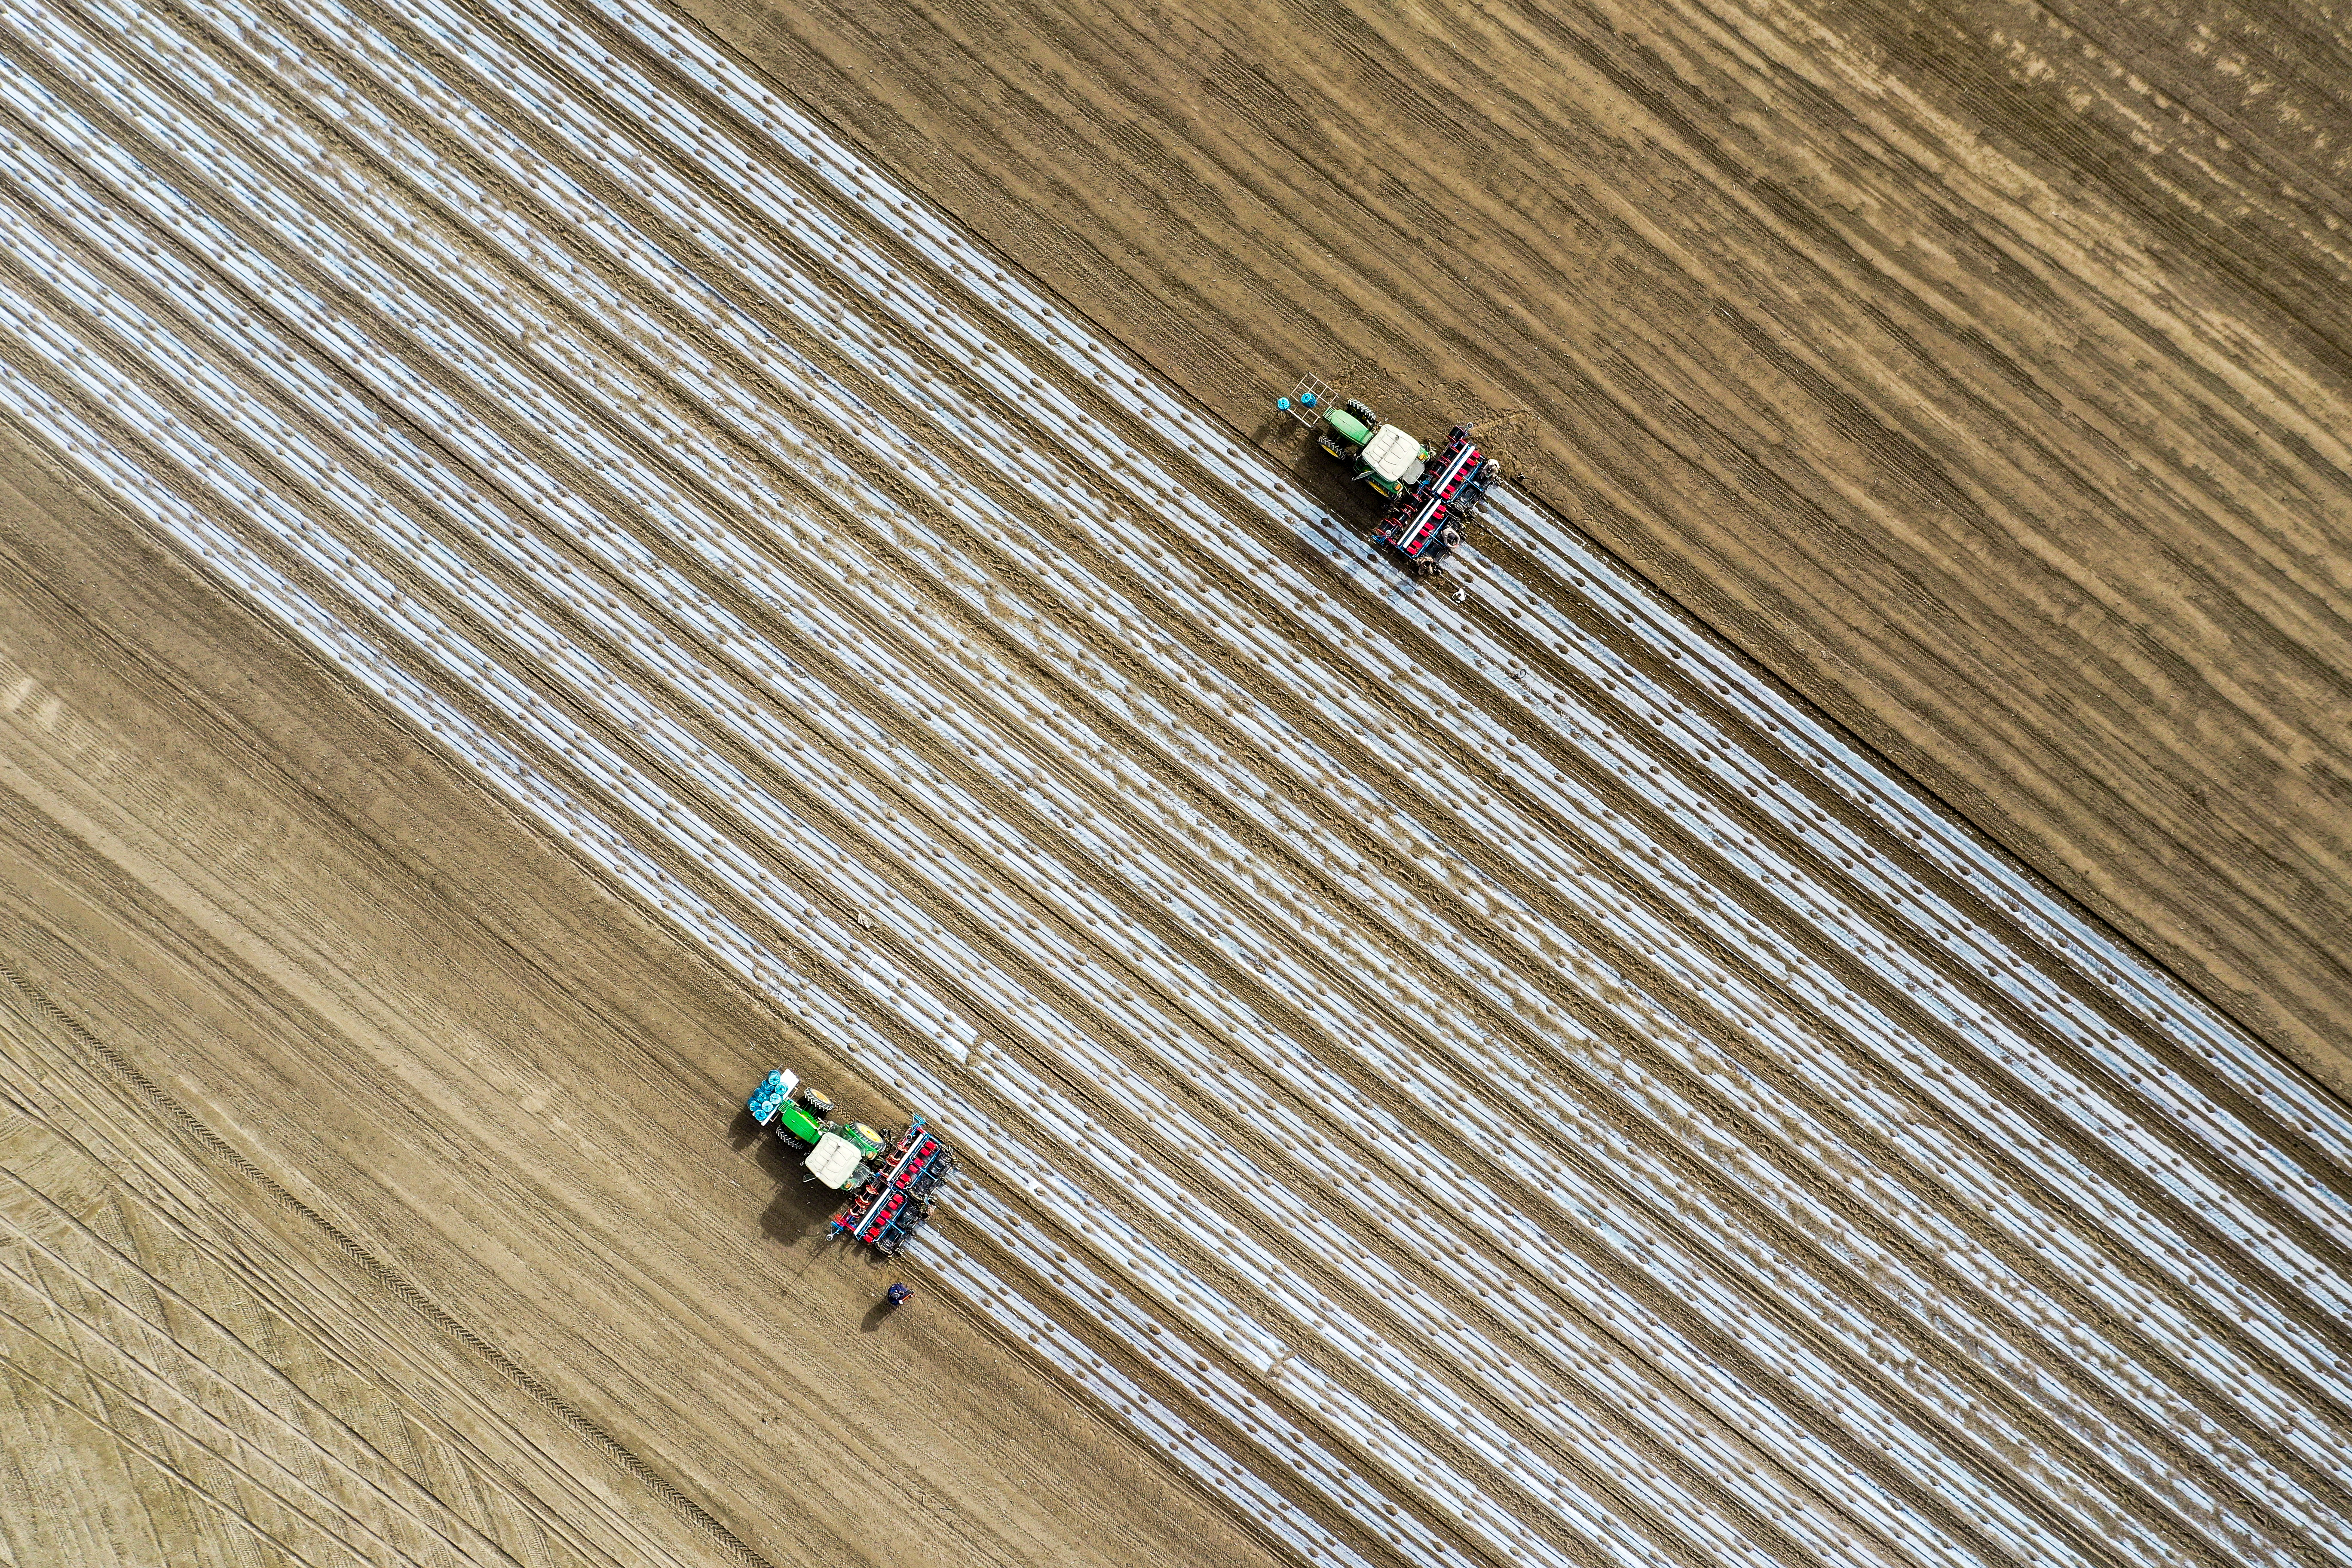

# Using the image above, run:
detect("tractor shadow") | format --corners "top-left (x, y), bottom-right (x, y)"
top-left (735, 1109), bottom-right (840, 1246)
top-left (1253, 416), bottom-right (1375, 518)
top-left (759, 1172), bottom-right (839, 1247)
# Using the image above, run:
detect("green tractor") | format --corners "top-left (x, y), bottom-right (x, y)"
top-left (1280, 374), bottom-right (1500, 578)
top-left (744, 1068), bottom-right (954, 1256)
top-left (1281, 375), bottom-right (1430, 499)
top-left (746, 1068), bottom-right (885, 1188)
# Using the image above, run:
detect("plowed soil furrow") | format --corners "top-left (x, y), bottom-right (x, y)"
top-left (0, 1), bottom-right (2346, 1566)
top-left (0, 590), bottom-right (1280, 1568)
top-left (697, 0), bottom-right (2352, 1079)
top-left (367, 0), bottom-right (2352, 1316)
top-left (0, 126), bottom-right (2230, 1568)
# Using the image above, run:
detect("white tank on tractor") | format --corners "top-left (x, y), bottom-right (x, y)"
top-left (1278, 373), bottom-right (1501, 578)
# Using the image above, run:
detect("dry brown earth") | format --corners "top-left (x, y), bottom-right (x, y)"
top-left (0, 451), bottom-right (1270, 1568)
top-left (1, 0), bottom-right (2349, 1564)
top-left (695, 0), bottom-right (2352, 1086)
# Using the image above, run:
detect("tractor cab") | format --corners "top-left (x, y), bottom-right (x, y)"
top-left (801, 1120), bottom-right (886, 1190)
top-left (803, 1131), bottom-right (873, 1191)
top-left (1358, 423), bottom-right (1428, 493)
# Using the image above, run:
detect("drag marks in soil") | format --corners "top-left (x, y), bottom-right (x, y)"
top-left (0, 960), bottom-right (747, 1568)
top-left (0, 1), bottom-right (2346, 1566)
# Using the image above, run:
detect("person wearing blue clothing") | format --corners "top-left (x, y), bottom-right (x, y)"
top-left (885, 1282), bottom-right (912, 1307)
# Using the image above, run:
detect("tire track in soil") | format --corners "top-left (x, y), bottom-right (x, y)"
top-left (0, 960), bottom-right (791, 1568)
top-left (0, 1), bottom-right (2347, 1566)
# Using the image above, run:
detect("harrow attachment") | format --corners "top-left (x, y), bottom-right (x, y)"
top-left (1379, 426), bottom-right (1498, 575)
top-left (831, 1115), bottom-right (959, 1256)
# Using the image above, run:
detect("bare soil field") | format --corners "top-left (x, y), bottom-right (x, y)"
top-left (0, 0), bottom-right (2347, 1565)
top-left (700, 0), bottom-right (2352, 1082)
top-left (0, 452), bottom-right (1266, 1567)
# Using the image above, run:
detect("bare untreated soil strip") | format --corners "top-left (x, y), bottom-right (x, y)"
top-left (0, 958), bottom-right (789, 1568)
top-left (0, 1), bottom-right (2345, 1566)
